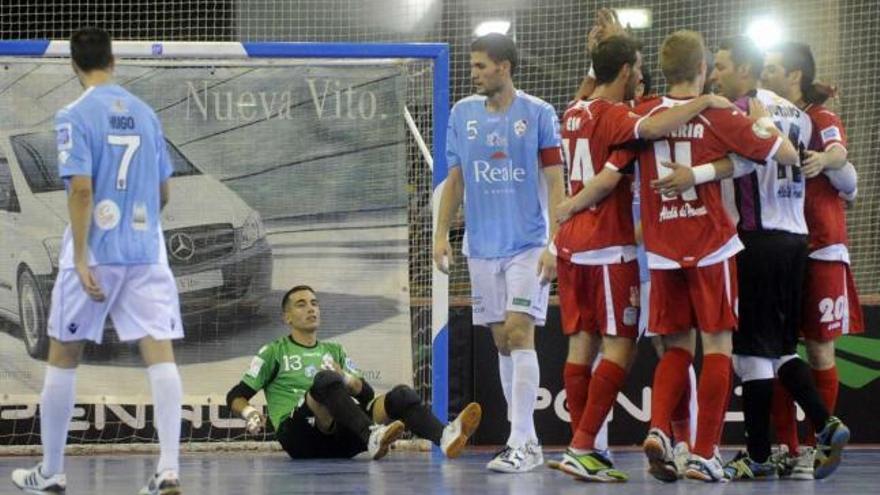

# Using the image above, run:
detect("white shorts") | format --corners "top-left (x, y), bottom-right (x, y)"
top-left (467, 246), bottom-right (550, 326)
top-left (47, 264), bottom-right (184, 344)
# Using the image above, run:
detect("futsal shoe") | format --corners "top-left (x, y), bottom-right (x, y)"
top-left (790, 447), bottom-right (816, 480)
top-left (685, 449), bottom-right (728, 483)
top-left (487, 441), bottom-right (543, 473)
top-left (10, 463), bottom-right (66, 493)
top-left (367, 420), bottom-right (405, 460)
top-left (814, 416), bottom-right (850, 479)
top-left (549, 449), bottom-right (628, 482)
top-left (440, 402), bottom-right (482, 459)
top-left (722, 450), bottom-right (778, 480)
top-left (138, 469), bottom-right (181, 495)
top-left (643, 428), bottom-right (678, 483)
top-left (672, 442), bottom-right (690, 478)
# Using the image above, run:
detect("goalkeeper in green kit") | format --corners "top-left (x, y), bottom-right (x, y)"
top-left (226, 285), bottom-right (482, 459)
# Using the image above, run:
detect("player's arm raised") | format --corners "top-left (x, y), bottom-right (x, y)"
top-left (636, 94), bottom-right (733, 139)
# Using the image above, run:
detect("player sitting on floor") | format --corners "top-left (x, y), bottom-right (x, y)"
top-left (225, 285), bottom-right (482, 460)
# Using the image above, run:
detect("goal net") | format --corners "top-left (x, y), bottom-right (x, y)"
top-left (0, 41), bottom-right (448, 451)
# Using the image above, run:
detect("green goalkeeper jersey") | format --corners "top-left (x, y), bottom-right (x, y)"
top-left (240, 335), bottom-right (361, 430)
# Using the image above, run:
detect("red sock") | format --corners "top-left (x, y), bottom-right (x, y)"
top-left (564, 362), bottom-right (591, 437)
top-left (694, 353), bottom-right (731, 459)
top-left (572, 359), bottom-right (627, 450)
top-left (771, 379), bottom-right (799, 452)
top-left (807, 366), bottom-right (839, 444)
top-left (650, 347), bottom-right (692, 436)
top-left (671, 383), bottom-right (691, 447)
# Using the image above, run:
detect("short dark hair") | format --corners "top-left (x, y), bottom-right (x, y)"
top-left (281, 285), bottom-right (316, 311)
top-left (639, 69), bottom-right (653, 95)
top-left (70, 27), bottom-right (113, 72)
top-left (470, 33), bottom-right (518, 76)
top-left (592, 35), bottom-right (640, 85)
top-left (773, 42), bottom-right (834, 105)
top-left (719, 35), bottom-right (764, 80)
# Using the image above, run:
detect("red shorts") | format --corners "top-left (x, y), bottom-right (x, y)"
top-left (801, 259), bottom-right (864, 342)
top-left (648, 257), bottom-right (738, 335)
top-left (557, 258), bottom-right (640, 338)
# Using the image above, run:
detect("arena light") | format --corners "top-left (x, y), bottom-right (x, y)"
top-left (614, 8), bottom-right (652, 29)
top-left (474, 20), bottom-right (511, 37)
top-left (746, 16), bottom-right (785, 48)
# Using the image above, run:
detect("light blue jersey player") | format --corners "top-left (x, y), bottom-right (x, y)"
top-left (434, 34), bottom-right (565, 473)
top-left (55, 84), bottom-right (174, 267)
top-left (11, 28), bottom-right (184, 495)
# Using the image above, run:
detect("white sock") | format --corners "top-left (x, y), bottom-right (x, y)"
top-left (498, 354), bottom-right (513, 422)
top-left (592, 354), bottom-right (610, 452)
top-left (508, 349), bottom-right (540, 448)
top-left (688, 364), bottom-right (698, 446)
top-left (148, 362), bottom-right (183, 474)
top-left (40, 366), bottom-right (77, 477)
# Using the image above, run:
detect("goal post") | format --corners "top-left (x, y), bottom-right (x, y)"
top-left (0, 39), bottom-right (450, 447)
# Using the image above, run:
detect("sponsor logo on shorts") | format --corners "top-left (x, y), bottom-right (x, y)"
top-left (67, 322), bottom-right (78, 334)
top-left (623, 306), bottom-right (638, 326)
top-left (512, 297), bottom-right (531, 307)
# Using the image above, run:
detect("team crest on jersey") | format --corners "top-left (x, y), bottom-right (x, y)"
top-left (751, 122), bottom-right (772, 139)
top-left (486, 131), bottom-right (507, 147)
top-left (246, 356), bottom-right (264, 378)
top-left (58, 151), bottom-right (69, 165)
top-left (56, 123), bottom-right (72, 150)
top-left (821, 126), bottom-right (842, 143)
top-left (513, 119), bottom-right (528, 137)
top-left (305, 365), bottom-right (318, 378)
top-left (321, 353), bottom-right (336, 371)
top-left (94, 199), bottom-right (121, 230)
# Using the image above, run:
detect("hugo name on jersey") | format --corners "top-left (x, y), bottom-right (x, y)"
top-left (732, 89), bottom-right (812, 234)
top-left (626, 96), bottom-right (782, 269)
top-left (55, 84), bottom-right (174, 267)
top-left (446, 90), bottom-right (563, 259)
top-left (804, 104), bottom-right (850, 261)
top-left (554, 99), bottom-right (644, 263)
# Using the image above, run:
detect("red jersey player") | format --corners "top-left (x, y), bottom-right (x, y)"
top-left (550, 35), bottom-right (732, 482)
top-left (761, 42), bottom-right (861, 479)
top-left (618, 30), bottom-right (797, 483)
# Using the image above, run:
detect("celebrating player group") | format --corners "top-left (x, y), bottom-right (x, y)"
top-left (8, 4), bottom-right (862, 492)
top-left (433, 7), bottom-right (858, 483)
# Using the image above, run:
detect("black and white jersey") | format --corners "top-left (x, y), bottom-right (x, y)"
top-left (728, 89), bottom-right (812, 235)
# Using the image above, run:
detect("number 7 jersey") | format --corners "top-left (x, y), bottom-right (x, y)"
top-left (620, 96), bottom-right (783, 269)
top-left (55, 84), bottom-right (174, 267)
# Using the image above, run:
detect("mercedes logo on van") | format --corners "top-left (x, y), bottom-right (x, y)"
top-left (169, 232), bottom-right (196, 261)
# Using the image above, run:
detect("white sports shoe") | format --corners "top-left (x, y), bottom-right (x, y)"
top-left (440, 402), bottom-right (482, 459)
top-left (643, 428), bottom-right (677, 483)
top-left (685, 449), bottom-right (728, 483)
top-left (138, 469), bottom-right (181, 495)
top-left (10, 463), bottom-right (66, 493)
top-left (367, 420), bottom-right (405, 460)
top-left (487, 441), bottom-right (543, 473)
top-left (791, 446), bottom-right (816, 480)
top-left (673, 442), bottom-right (690, 478)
